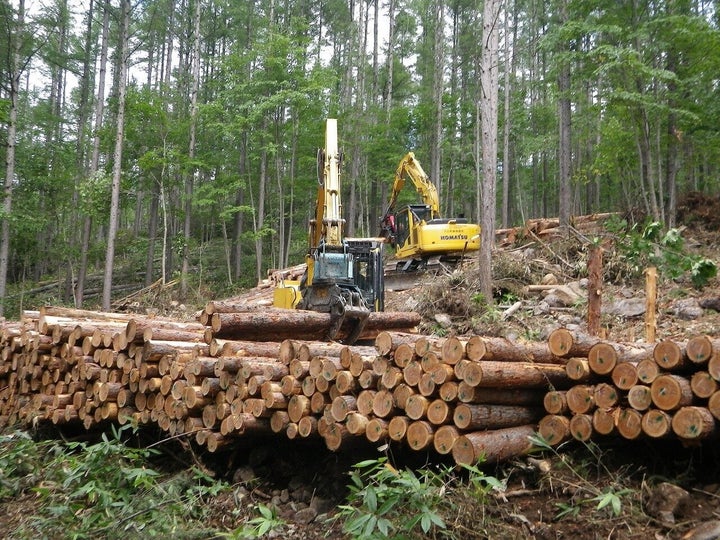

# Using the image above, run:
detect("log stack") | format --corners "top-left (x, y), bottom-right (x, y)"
top-left (7, 306), bottom-right (718, 465)
top-left (538, 329), bottom-right (720, 446)
top-left (0, 305), bottom-right (578, 465)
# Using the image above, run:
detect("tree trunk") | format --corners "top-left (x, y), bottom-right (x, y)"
top-left (478, 0), bottom-right (501, 302)
top-left (102, 0), bottom-right (130, 310)
top-left (211, 309), bottom-right (420, 342)
top-left (557, 0), bottom-right (572, 232)
top-left (0, 0), bottom-right (24, 317)
top-left (452, 424), bottom-right (536, 465)
top-left (180, 0), bottom-right (202, 301)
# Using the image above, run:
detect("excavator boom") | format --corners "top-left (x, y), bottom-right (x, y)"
top-left (274, 119), bottom-right (384, 343)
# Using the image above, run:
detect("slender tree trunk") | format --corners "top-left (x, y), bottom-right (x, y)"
top-left (68, 0), bottom-right (93, 306)
top-left (275, 109), bottom-right (285, 269)
top-left (501, 4), bottom-right (513, 229)
top-left (0, 0), bottom-right (24, 317)
top-left (557, 0), bottom-right (571, 232)
top-left (479, 0), bottom-right (501, 302)
top-left (233, 133), bottom-right (247, 281)
top-left (78, 0), bottom-right (110, 307)
top-left (102, 0), bottom-right (130, 310)
top-left (180, 0), bottom-right (202, 301)
top-left (255, 120), bottom-right (268, 284)
top-left (145, 177), bottom-right (160, 286)
top-left (431, 0), bottom-right (444, 205)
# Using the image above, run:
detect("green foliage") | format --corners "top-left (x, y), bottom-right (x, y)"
top-left (604, 216), bottom-right (717, 288)
top-left (591, 488), bottom-right (633, 517)
top-left (333, 457), bottom-right (450, 539)
top-left (226, 504), bottom-right (286, 539)
top-left (458, 462), bottom-right (506, 500)
top-left (0, 431), bottom-right (47, 500)
top-left (2, 425), bottom-right (228, 539)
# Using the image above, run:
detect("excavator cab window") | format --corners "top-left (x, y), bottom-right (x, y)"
top-left (409, 204), bottom-right (432, 223)
top-left (314, 247), bottom-right (354, 285)
top-left (395, 210), bottom-right (410, 247)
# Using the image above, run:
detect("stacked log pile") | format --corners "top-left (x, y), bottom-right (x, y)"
top-left (0, 305), bottom-right (579, 464)
top-left (538, 328), bottom-right (720, 446)
top-left (8, 306), bottom-right (717, 464)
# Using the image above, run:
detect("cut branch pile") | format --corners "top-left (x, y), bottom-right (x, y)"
top-left (495, 212), bottom-right (619, 247)
top-left (539, 328), bottom-right (720, 446)
top-left (0, 305), bottom-right (577, 465)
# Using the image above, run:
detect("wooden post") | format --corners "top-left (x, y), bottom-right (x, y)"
top-left (587, 245), bottom-right (603, 337)
top-left (645, 266), bottom-right (657, 343)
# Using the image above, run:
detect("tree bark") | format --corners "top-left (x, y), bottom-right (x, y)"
top-left (211, 309), bottom-right (420, 342)
top-left (452, 424), bottom-right (536, 465)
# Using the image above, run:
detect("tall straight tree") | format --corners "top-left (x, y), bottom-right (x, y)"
top-left (0, 0), bottom-right (25, 316)
top-left (557, 0), bottom-right (571, 231)
top-left (73, 0), bottom-right (96, 307)
top-left (478, 0), bottom-right (501, 302)
top-left (102, 0), bottom-right (130, 311)
top-left (180, 0), bottom-right (202, 301)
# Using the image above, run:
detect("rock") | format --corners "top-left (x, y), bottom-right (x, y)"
top-left (699, 297), bottom-right (720, 312)
top-left (672, 298), bottom-right (704, 320)
top-left (533, 301), bottom-right (551, 315)
top-left (606, 297), bottom-right (646, 318)
top-left (542, 293), bottom-right (566, 308)
top-left (233, 466), bottom-right (256, 484)
top-left (619, 287), bottom-right (636, 298)
top-left (567, 281), bottom-right (586, 296)
top-left (544, 285), bottom-right (581, 306)
top-left (291, 485), bottom-right (312, 503)
top-left (294, 506), bottom-right (318, 525)
top-left (309, 496), bottom-right (334, 515)
top-left (557, 314), bottom-right (581, 325)
top-left (434, 313), bottom-right (453, 328)
top-left (682, 520), bottom-right (720, 540)
top-left (645, 482), bottom-right (690, 525)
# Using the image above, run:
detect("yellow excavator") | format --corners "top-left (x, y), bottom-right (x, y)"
top-left (379, 152), bottom-right (481, 273)
top-left (273, 119), bottom-right (385, 343)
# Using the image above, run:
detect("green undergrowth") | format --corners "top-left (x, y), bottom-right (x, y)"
top-left (2, 425), bottom-right (703, 540)
top-left (0, 425), bottom-right (227, 539)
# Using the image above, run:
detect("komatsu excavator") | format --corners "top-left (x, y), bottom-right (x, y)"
top-left (379, 152), bottom-right (481, 273)
top-left (273, 119), bottom-right (384, 343)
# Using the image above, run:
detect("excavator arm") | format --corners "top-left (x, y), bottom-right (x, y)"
top-left (295, 119), bottom-right (382, 343)
top-left (379, 151), bottom-right (481, 270)
top-left (380, 152), bottom-right (440, 242)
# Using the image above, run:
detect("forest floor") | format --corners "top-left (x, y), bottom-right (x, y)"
top-left (5, 195), bottom-right (720, 539)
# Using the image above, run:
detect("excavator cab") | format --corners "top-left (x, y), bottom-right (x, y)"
top-left (297, 238), bottom-right (384, 343)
